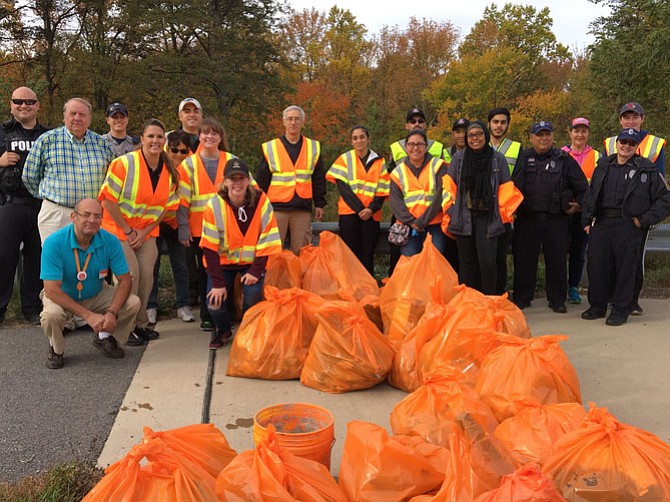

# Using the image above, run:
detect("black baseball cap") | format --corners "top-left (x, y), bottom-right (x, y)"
top-left (452, 118), bottom-right (470, 131)
top-left (106, 102), bottom-right (128, 117)
top-left (530, 121), bottom-right (553, 134)
top-left (406, 108), bottom-right (426, 122)
top-left (619, 102), bottom-right (644, 117)
top-left (224, 158), bottom-right (250, 178)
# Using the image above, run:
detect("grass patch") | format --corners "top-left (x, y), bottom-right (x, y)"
top-left (0, 461), bottom-right (103, 502)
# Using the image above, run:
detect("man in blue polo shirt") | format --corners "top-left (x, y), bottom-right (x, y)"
top-left (40, 198), bottom-right (140, 369)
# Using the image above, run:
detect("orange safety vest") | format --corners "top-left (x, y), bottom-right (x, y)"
top-left (604, 134), bottom-right (666, 163)
top-left (199, 191), bottom-right (282, 266)
top-left (99, 150), bottom-right (179, 240)
top-left (390, 157), bottom-right (445, 226)
top-left (262, 136), bottom-right (320, 203)
top-left (178, 151), bottom-right (237, 237)
top-left (326, 150), bottom-right (390, 222)
top-left (566, 148), bottom-right (601, 182)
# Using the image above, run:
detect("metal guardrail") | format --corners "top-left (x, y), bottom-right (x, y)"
top-left (646, 223), bottom-right (670, 256)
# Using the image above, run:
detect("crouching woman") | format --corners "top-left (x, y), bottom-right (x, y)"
top-left (199, 158), bottom-right (282, 349)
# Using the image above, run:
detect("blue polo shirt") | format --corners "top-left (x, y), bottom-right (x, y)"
top-left (41, 224), bottom-right (129, 300)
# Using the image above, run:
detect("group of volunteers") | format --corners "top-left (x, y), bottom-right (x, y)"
top-left (1, 84), bottom-right (669, 370)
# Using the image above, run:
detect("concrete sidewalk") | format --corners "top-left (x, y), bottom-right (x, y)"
top-left (97, 298), bottom-right (670, 474)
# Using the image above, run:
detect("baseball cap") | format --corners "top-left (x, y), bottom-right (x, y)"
top-left (616, 128), bottom-right (641, 144)
top-left (179, 98), bottom-right (202, 113)
top-left (619, 102), bottom-right (644, 116)
top-left (570, 117), bottom-right (590, 129)
top-left (452, 118), bottom-right (470, 130)
top-left (530, 121), bottom-right (553, 134)
top-left (106, 102), bottom-right (128, 117)
top-left (406, 108), bottom-right (426, 122)
top-left (224, 158), bottom-right (250, 179)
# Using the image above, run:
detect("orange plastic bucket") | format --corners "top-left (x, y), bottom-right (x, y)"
top-left (253, 402), bottom-right (335, 469)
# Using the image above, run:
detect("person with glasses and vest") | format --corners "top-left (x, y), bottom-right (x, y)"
top-left (146, 130), bottom-right (194, 326)
top-left (511, 121), bottom-right (588, 314)
top-left (0, 86), bottom-right (50, 325)
top-left (256, 105), bottom-right (326, 255)
top-left (200, 158), bottom-right (282, 349)
top-left (561, 117), bottom-right (602, 305)
top-left (389, 129), bottom-right (449, 257)
top-left (99, 118), bottom-right (180, 346)
top-left (488, 107), bottom-right (523, 295)
top-left (177, 118), bottom-right (238, 332)
top-left (581, 128), bottom-right (670, 326)
top-left (326, 125), bottom-right (390, 276)
top-left (603, 102), bottom-right (667, 316)
top-left (442, 121), bottom-right (523, 294)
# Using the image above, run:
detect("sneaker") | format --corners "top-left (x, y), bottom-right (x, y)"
top-left (548, 302), bottom-right (567, 314)
top-left (93, 335), bottom-right (125, 358)
top-left (568, 287), bottom-right (582, 305)
top-left (581, 308), bottom-right (606, 320)
top-left (209, 330), bottom-right (232, 350)
top-left (126, 331), bottom-right (147, 346)
top-left (630, 302), bottom-right (643, 316)
top-left (147, 308), bottom-right (157, 325)
top-left (46, 346), bottom-right (64, 369)
top-left (133, 327), bottom-right (160, 341)
top-left (200, 320), bottom-right (213, 332)
top-left (177, 306), bottom-right (195, 323)
top-left (606, 314), bottom-right (627, 326)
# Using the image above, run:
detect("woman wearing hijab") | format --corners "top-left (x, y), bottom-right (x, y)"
top-left (442, 121), bottom-right (522, 294)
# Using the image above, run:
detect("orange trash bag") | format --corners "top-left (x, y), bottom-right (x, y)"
top-left (265, 249), bottom-right (303, 292)
top-left (494, 398), bottom-right (586, 468)
top-left (390, 367), bottom-right (499, 446)
top-left (300, 231), bottom-right (379, 301)
top-left (300, 300), bottom-right (394, 393)
top-left (412, 414), bottom-right (515, 502)
top-left (380, 234), bottom-right (458, 346)
top-left (543, 403), bottom-right (670, 501)
top-left (83, 424), bottom-right (236, 502)
top-left (475, 334), bottom-right (582, 422)
top-left (473, 462), bottom-right (566, 502)
top-left (227, 287), bottom-right (325, 380)
top-left (215, 424), bottom-right (347, 502)
top-left (339, 421), bottom-right (449, 502)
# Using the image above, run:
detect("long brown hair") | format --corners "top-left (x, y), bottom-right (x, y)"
top-left (199, 117), bottom-right (230, 151)
top-left (141, 118), bottom-right (179, 189)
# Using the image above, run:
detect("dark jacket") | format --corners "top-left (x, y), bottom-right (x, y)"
top-left (0, 117), bottom-right (51, 198)
top-left (513, 146), bottom-right (587, 216)
top-left (581, 153), bottom-right (670, 229)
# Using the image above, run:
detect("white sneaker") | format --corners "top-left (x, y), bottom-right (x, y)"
top-left (147, 308), bottom-right (157, 325)
top-left (177, 306), bottom-right (195, 322)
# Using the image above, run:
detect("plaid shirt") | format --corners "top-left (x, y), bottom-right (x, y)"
top-left (22, 126), bottom-right (114, 207)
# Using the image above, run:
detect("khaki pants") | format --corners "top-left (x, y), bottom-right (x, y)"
top-left (274, 210), bottom-right (312, 255)
top-left (41, 283), bottom-right (140, 354)
top-left (38, 199), bottom-right (75, 244)
top-left (120, 238), bottom-right (157, 329)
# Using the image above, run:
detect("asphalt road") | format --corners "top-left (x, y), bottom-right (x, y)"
top-left (0, 324), bottom-right (144, 482)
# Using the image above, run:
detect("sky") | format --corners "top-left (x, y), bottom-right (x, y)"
top-left (286, 1), bottom-right (611, 51)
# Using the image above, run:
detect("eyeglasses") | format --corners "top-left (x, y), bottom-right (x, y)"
top-left (75, 211), bottom-right (103, 220)
top-left (406, 142), bottom-right (427, 149)
top-left (408, 119), bottom-right (426, 125)
top-left (11, 99), bottom-right (38, 106)
top-left (467, 131), bottom-right (485, 139)
top-left (618, 140), bottom-right (637, 147)
top-left (169, 147), bottom-right (189, 154)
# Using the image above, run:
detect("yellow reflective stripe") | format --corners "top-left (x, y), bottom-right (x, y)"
top-left (262, 140), bottom-right (283, 173)
top-left (604, 137), bottom-right (617, 156)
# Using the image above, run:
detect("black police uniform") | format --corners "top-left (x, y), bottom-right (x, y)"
top-left (0, 117), bottom-right (50, 321)
top-left (581, 154), bottom-right (670, 321)
top-left (511, 147), bottom-right (588, 309)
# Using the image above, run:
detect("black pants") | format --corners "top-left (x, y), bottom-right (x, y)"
top-left (456, 212), bottom-right (498, 294)
top-left (0, 199), bottom-right (43, 319)
top-left (443, 237), bottom-right (459, 277)
top-left (495, 223), bottom-right (513, 294)
top-left (388, 214), bottom-right (401, 276)
top-left (568, 212), bottom-right (588, 288)
top-left (338, 214), bottom-right (380, 276)
top-left (512, 213), bottom-right (569, 306)
top-left (191, 237), bottom-right (212, 323)
top-left (185, 243), bottom-right (199, 304)
top-left (632, 228), bottom-right (649, 305)
top-left (587, 217), bottom-right (643, 317)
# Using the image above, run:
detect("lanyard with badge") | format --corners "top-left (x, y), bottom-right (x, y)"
top-left (74, 249), bottom-right (91, 299)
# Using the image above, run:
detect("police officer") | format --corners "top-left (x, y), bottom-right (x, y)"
top-left (581, 129), bottom-right (670, 326)
top-left (0, 86), bottom-right (50, 324)
top-left (511, 121), bottom-right (588, 313)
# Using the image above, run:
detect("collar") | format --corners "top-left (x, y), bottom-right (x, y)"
top-left (64, 127), bottom-right (89, 143)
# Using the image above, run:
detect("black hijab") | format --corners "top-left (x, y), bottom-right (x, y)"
top-left (462, 121), bottom-right (494, 208)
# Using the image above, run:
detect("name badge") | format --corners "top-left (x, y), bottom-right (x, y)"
top-left (98, 269), bottom-right (108, 280)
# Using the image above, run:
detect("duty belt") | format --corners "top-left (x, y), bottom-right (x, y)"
top-left (5, 194), bottom-right (43, 208)
top-left (598, 208), bottom-right (624, 218)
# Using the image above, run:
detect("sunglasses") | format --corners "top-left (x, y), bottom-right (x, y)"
top-left (11, 99), bottom-right (38, 106)
top-left (618, 140), bottom-right (637, 147)
top-left (408, 118), bottom-right (426, 125)
top-left (169, 147), bottom-right (189, 154)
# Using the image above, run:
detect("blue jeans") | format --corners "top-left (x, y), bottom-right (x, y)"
top-left (206, 268), bottom-right (264, 334)
top-left (148, 224), bottom-right (190, 310)
top-left (399, 224), bottom-right (448, 257)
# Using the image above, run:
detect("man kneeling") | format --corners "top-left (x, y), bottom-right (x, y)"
top-left (40, 198), bottom-right (140, 369)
